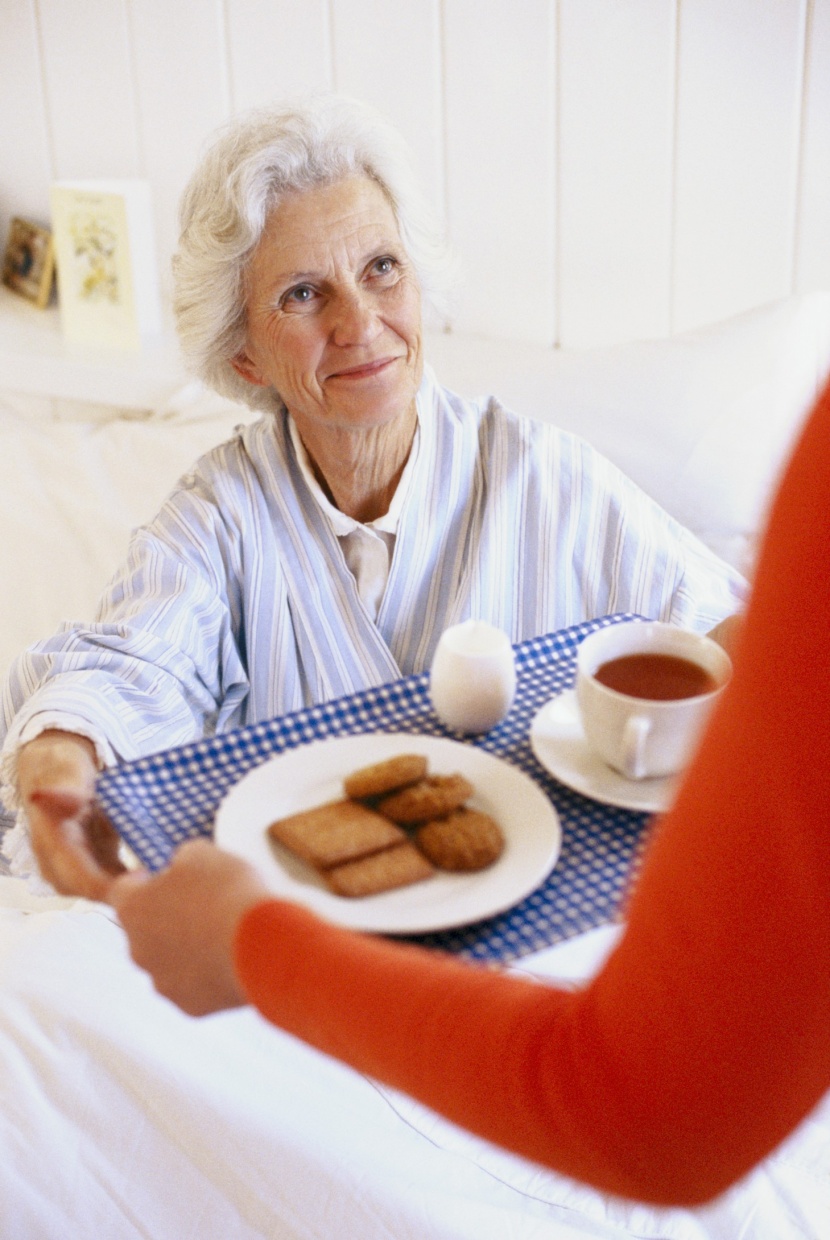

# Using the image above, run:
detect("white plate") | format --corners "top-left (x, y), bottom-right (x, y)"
top-left (530, 690), bottom-right (676, 813)
top-left (215, 733), bottom-right (561, 934)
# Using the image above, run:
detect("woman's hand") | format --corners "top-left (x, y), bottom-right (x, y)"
top-left (17, 729), bottom-right (125, 900)
top-left (706, 612), bottom-right (743, 661)
top-left (107, 839), bottom-right (272, 1016)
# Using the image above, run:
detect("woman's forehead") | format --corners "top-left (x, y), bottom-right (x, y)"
top-left (256, 176), bottom-right (402, 275)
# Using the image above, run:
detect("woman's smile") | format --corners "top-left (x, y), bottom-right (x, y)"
top-left (326, 355), bottom-right (402, 381)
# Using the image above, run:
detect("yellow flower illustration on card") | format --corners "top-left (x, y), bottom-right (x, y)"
top-left (68, 212), bottom-right (120, 304)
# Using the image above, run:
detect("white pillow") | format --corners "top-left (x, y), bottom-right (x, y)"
top-left (427, 292), bottom-right (830, 573)
top-left (0, 394), bottom-right (255, 683)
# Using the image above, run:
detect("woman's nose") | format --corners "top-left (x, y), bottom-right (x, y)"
top-left (329, 287), bottom-right (382, 346)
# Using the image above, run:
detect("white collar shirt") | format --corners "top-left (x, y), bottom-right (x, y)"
top-left (287, 414), bottom-right (420, 621)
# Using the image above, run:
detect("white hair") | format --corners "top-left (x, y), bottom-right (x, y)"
top-left (173, 95), bottom-right (456, 412)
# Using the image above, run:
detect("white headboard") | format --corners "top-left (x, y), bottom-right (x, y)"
top-left (1, 0), bottom-right (828, 352)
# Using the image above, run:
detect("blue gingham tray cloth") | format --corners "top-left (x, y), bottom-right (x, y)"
top-left (97, 614), bottom-right (654, 964)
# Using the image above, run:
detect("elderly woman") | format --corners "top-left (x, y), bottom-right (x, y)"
top-left (1, 96), bottom-right (744, 898)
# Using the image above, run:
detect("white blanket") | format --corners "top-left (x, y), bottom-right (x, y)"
top-left (0, 879), bottom-right (827, 1239)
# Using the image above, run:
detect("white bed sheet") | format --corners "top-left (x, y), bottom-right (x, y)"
top-left (0, 878), bottom-right (827, 1240)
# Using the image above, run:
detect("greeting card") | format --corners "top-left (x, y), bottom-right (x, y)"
top-left (50, 180), bottom-right (162, 348)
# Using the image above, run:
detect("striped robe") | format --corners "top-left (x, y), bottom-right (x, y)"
top-left (1, 369), bottom-right (745, 766)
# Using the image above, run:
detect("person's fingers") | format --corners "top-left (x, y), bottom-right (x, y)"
top-left (29, 789), bottom-right (125, 869)
top-left (105, 840), bottom-right (265, 1015)
top-left (18, 733), bottom-right (98, 802)
top-left (27, 795), bottom-right (125, 900)
top-left (105, 867), bottom-right (152, 915)
top-left (31, 826), bottom-right (111, 899)
top-left (171, 837), bottom-right (223, 869)
top-left (107, 863), bottom-right (245, 1015)
top-left (84, 804), bottom-right (128, 876)
top-left (16, 732), bottom-right (120, 899)
top-left (27, 787), bottom-right (90, 821)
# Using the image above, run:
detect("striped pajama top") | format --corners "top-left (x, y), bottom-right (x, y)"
top-left (0, 369), bottom-right (745, 770)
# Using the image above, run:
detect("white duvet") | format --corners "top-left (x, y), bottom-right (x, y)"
top-left (0, 878), bottom-right (827, 1240)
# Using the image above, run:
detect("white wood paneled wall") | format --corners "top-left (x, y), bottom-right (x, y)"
top-left (1, 0), bottom-right (828, 349)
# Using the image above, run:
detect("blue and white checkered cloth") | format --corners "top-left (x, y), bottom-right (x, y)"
top-left (97, 615), bottom-right (653, 963)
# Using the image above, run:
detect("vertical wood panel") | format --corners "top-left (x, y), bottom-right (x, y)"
top-left (795, 0), bottom-right (830, 292)
top-left (0, 0), bottom-right (53, 236)
top-left (2, 0), bottom-right (827, 351)
top-left (443, 0), bottom-right (556, 342)
top-left (672, 0), bottom-right (806, 333)
top-left (330, 0), bottom-right (444, 214)
top-left (37, 0), bottom-right (140, 179)
top-left (557, 0), bottom-right (676, 347)
top-left (226, 0), bottom-right (332, 111)
top-left (129, 0), bottom-right (231, 300)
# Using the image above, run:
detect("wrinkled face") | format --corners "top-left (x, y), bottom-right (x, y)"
top-left (233, 175), bottom-right (423, 437)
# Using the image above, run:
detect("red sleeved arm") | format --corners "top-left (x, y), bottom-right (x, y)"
top-left (234, 379), bottom-right (830, 1206)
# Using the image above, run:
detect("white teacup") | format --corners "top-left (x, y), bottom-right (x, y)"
top-left (430, 620), bottom-right (516, 734)
top-left (575, 621), bottom-right (731, 781)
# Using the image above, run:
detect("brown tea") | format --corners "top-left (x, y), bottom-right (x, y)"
top-left (594, 652), bottom-right (718, 701)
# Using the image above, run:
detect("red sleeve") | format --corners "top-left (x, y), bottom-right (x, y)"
top-left (234, 379), bottom-right (830, 1207)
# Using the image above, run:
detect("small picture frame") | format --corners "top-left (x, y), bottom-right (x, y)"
top-left (2, 216), bottom-right (55, 308)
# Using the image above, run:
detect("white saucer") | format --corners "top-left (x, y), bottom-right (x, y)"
top-left (529, 690), bottom-right (676, 813)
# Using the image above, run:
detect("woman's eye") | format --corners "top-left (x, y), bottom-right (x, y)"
top-left (371, 255), bottom-right (398, 278)
top-left (282, 284), bottom-right (316, 309)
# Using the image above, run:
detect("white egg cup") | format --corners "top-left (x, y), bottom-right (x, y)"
top-left (430, 620), bottom-right (517, 734)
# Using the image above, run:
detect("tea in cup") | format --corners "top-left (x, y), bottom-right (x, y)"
top-left (575, 621), bottom-right (731, 780)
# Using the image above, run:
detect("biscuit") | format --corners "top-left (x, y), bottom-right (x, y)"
top-left (343, 753), bottom-right (428, 801)
top-left (267, 799), bottom-right (405, 869)
top-left (376, 773), bottom-right (474, 824)
top-left (323, 841), bottom-right (435, 898)
top-left (415, 808), bottom-right (505, 872)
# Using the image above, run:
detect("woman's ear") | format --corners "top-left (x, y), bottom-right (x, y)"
top-left (230, 351), bottom-right (268, 388)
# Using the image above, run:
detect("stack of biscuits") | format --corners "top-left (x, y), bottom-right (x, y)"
top-left (267, 753), bottom-right (505, 898)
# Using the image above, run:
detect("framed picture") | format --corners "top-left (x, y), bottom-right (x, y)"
top-left (2, 216), bottom-right (55, 308)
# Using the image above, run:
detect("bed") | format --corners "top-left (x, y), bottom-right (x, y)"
top-left (1, 292), bottom-right (829, 1238)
